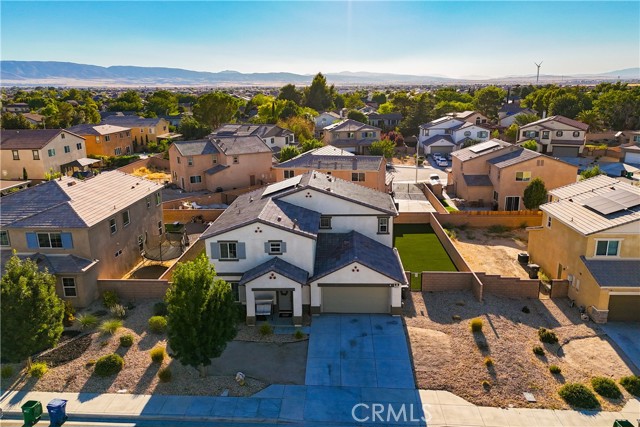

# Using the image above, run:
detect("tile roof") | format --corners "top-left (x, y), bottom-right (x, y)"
top-left (549, 175), bottom-right (620, 200)
top-left (367, 112), bottom-right (403, 120)
top-left (451, 139), bottom-right (511, 162)
top-left (312, 231), bottom-right (406, 283)
top-left (487, 148), bottom-right (541, 168)
top-left (323, 119), bottom-right (381, 132)
top-left (172, 139), bottom-right (219, 156)
top-left (275, 149), bottom-right (383, 171)
top-left (67, 124), bottom-right (130, 136)
top-left (422, 134), bottom-right (454, 147)
top-left (212, 124), bottom-right (293, 139)
top-left (0, 129), bottom-right (77, 150)
top-left (521, 115), bottom-right (589, 131)
top-left (239, 257), bottom-right (309, 286)
top-left (310, 146), bottom-right (355, 156)
top-left (463, 175), bottom-right (493, 187)
top-left (102, 116), bottom-right (166, 127)
top-left (1, 251), bottom-right (98, 275)
top-left (580, 257), bottom-right (640, 288)
top-left (329, 139), bottom-right (375, 148)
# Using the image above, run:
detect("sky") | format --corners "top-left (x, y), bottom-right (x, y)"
top-left (1, 1), bottom-right (638, 78)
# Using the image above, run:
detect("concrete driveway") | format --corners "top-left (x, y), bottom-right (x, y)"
top-left (305, 314), bottom-right (414, 388)
top-left (601, 322), bottom-right (640, 371)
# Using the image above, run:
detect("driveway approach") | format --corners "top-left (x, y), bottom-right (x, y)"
top-left (601, 322), bottom-right (640, 371)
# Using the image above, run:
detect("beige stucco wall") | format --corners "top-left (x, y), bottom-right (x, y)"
top-left (273, 164), bottom-right (386, 192)
top-left (83, 130), bottom-right (133, 157)
top-left (129, 119), bottom-right (169, 150)
top-left (169, 144), bottom-right (215, 192)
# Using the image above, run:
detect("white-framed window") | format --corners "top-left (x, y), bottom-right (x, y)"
top-left (233, 156), bottom-right (239, 164)
top-left (523, 130), bottom-right (537, 138)
top-left (212, 155), bottom-right (217, 164)
top-left (320, 216), bottom-right (332, 229)
top-left (149, 127), bottom-right (154, 134)
top-left (477, 131), bottom-right (489, 138)
top-left (109, 218), bottom-right (117, 234)
top-left (556, 131), bottom-right (563, 137)
top-left (62, 277), bottom-right (77, 297)
top-left (270, 138), bottom-right (275, 144)
top-left (542, 131), bottom-right (550, 139)
top-left (122, 210), bottom-right (130, 227)
top-left (64, 146), bottom-right (71, 153)
top-left (190, 176), bottom-right (202, 184)
top-left (114, 147), bottom-right (122, 155)
top-left (187, 157), bottom-right (193, 166)
top-left (493, 191), bottom-right (499, 202)
top-left (32, 150), bottom-right (40, 160)
top-left (146, 197), bottom-right (151, 208)
top-left (378, 217), bottom-right (389, 234)
top-left (595, 240), bottom-right (620, 257)
top-left (423, 129), bottom-right (429, 136)
top-left (464, 131), bottom-right (471, 137)
top-left (126, 131), bottom-right (130, 137)
top-left (61, 133), bottom-right (65, 139)
top-left (573, 131), bottom-right (580, 137)
top-left (12, 150), bottom-right (19, 160)
top-left (37, 232), bottom-right (63, 248)
top-left (347, 132), bottom-right (355, 139)
top-left (284, 170), bottom-right (295, 179)
top-left (219, 241), bottom-right (238, 260)
top-left (156, 192), bottom-right (161, 205)
top-left (0, 230), bottom-right (10, 246)
top-left (516, 171), bottom-right (531, 182)
top-left (268, 241), bottom-right (283, 255)
top-left (352, 172), bottom-right (365, 182)
top-left (76, 143), bottom-right (82, 150)
top-left (158, 221), bottom-right (163, 235)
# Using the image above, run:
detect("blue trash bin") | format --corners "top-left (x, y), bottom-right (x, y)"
top-left (46, 398), bottom-right (68, 426)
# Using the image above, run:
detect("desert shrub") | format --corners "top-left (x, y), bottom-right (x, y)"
top-left (558, 383), bottom-right (599, 409)
top-left (444, 228), bottom-right (457, 240)
top-left (484, 357), bottom-right (494, 367)
top-left (119, 334), bottom-right (134, 347)
top-left (538, 327), bottom-right (558, 344)
top-left (94, 354), bottom-right (124, 377)
top-left (153, 302), bottom-right (168, 316)
top-left (294, 330), bottom-right (304, 340)
top-left (78, 313), bottom-right (98, 330)
top-left (110, 304), bottom-right (126, 319)
top-left (591, 377), bottom-right (622, 399)
top-left (29, 362), bottom-right (48, 378)
top-left (259, 323), bottom-right (273, 336)
top-left (158, 367), bottom-right (172, 382)
top-left (1, 365), bottom-right (15, 379)
top-left (102, 290), bottom-right (120, 308)
top-left (538, 270), bottom-right (550, 283)
top-left (620, 375), bottom-right (640, 397)
top-left (63, 301), bottom-right (76, 327)
top-left (99, 319), bottom-right (122, 335)
top-left (549, 365), bottom-right (562, 374)
top-left (150, 347), bottom-right (165, 363)
top-left (470, 318), bottom-right (483, 332)
top-left (533, 345), bottom-right (545, 356)
top-left (148, 316), bottom-right (167, 333)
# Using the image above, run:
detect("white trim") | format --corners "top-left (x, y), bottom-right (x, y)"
top-left (593, 238), bottom-right (622, 257)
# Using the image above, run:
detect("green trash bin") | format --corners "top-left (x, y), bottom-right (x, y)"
top-left (612, 420), bottom-right (634, 427)
top-left (21, 400), bottom-right (43, 426)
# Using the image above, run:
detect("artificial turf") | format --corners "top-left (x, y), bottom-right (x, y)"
top-left (393, 224), bottom-right (457, 272)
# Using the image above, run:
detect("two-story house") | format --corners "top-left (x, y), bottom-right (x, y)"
top-left (0, 171), bottom-right (164, 307)
top-left (0, 129), bottom-right (97, 181)
top-left (527, 176), bottom-right (640, 322)
top-left (67, 124), bottom-right (133, 157)
top-left (211, 124), bottom-right (295, 153)
top-left (201, 171), bottom-right (407, 326)
top-left (517, 115), bottom-right (588, 157)
top-left (446, 111), bottom-right (490, 126)
top-left (449, 139), bottom-right (578, 210)
top-left (498, 103), bottom-right (537, 128)
top-left (418, 116), bottom-right (492, 155)
top-left (315, 111), bottom-right (341, 131)
top-left (322, 119), bottom-right (382, 154)
top-left (101, 115), bottom-right (170, 150)
top-left (273, 146), bottom-right (390, 192)
top-left (366, 112), bottom-right (403, 131)
top-left (169, 135), bottom-right (274, 192)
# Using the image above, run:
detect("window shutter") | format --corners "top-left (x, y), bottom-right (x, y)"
top-left (237, 242), bottom-right (246, 259)
top-left (26, 232), bottom-right (38, 249)
top-left (264, 242), bottom-right (270, 253)
top-left (281, 242), bottom-right (287, 253)
top-left (210, 242), bottom-right (220, 259)
top-left (61, 232), bottom-right (73, 249)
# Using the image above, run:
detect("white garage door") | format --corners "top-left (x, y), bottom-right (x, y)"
top-left (625, 152), bottom-right (640, 164)
top-left (321, 286), bottom-right (390, 313)
top-left (552, 146), bottom-right (580, 157)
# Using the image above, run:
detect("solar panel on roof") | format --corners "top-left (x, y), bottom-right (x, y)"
top-left (468, 140), bottom-right (500, 153)
top-left (580, 189), bottom-right (640, 215)
top-left (605, 189), bottom-right (640, 209)
top-left (262, 175), bottom-right (302, 197)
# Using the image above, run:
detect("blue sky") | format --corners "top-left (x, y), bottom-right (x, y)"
top-left (2, 1), bottom-right (638, 78)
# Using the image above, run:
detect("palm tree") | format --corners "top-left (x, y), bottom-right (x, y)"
top-left (576, 110), bottom-right (602, 132)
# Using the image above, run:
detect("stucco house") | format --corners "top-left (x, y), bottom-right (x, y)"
top-left (315, 111), bottom-right (341, 131)
top-left (67, 124), bottom-right (133, 157)
top-left (0, 171), bottom-right (164, 307)
top-left (101, 115), bottom-right (170, 150)
top-left (446, 111), bottom-right (490, 126)
top-left (418, 116), bottom-right (492, 155)
top-left (517, 115), bottom-right (588, 157)
top-left (498, 103), bottom-right (537, 128)
top-left (527, 176), bottom-right (640, 322)
top-left (449, 139), bottom-right (578, 210)
top-left (200, 171), bottom-right (407, 326)
top-left (211, 123), bottom-right (295, 153)
top-left (322, 119), bottom-right (382, 154)
top-left (366, 112), bottom-right (403, 131)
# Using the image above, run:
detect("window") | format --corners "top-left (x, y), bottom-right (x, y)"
top-left (268, 241), bottom-right (283, 255)
top-left (270, 138), bottom-right (275, 144)
top-left (536, 159), bottom-right (544, 166)
top-left (228, 282), bottom-right (240, 302)
top-left (351, 172), bottom-right (365, 182)
top-left (595, 240), bottom-right (620, 257)
top-left (126, 131), bottom-right (130, 137)
top-left (187, 157), bottom-right (193, 166)
top-left (96, 137), bottom-right (101, 143)
top-left (547, 216), bottom-right (552, 228)
top-left (114, 147), bottom-right (122, 156)
top-left (464, 131), bottom-right (471, 137)
top-left (119, 133), bottom-right (123, 138)
top-left (158, 221), bottom-right (163, 235)
top-left (48, 148), bottom-right (56, 157)
top-left (105, 135), bottom-right (111, 142)
top-left (423, 129), bottom-right (429, 136)
top-left (493, 191), bottom-right (499, 202)
top-left (0, 230), bottom-right (9, 246)
top-left (523, 130), bottom-right (537, 138)
top-left (114, 249), bottom-right (122, 257)
top-left (320, 216), bottom-right (332, 229)
top-left (32, 150), bottom-right (40, 160)
top-left (64, 146), bottom-right (71, 153)
top-left (284, 170), bottom-right (295, 179)
top-left (125, 146), bottom-right (131, 154)
top-left (62, 278), bottom-right (77, 297)
top-left (76, 143), bottom-right (82, 150)
top-left (60, 133), bottom-right (65, 139)
top-left (573, 131), bottom-right (580, 137)
top-left (220, 242), bottom-right (238, 260)
top-left (233, 156), bottom-right (239, 164)
top-left (155, 192), bottom-right (161, 205)
top-left (37, 232), bottom-right (63, 248)
top-left (505, 196), bottom-right (520, 211)
top-left (556, 131), bottom-right (563, 137)
top-left (378, 217), bottom-right (389, 234)
top-left (12, 150), bottom-right (19, 160)
top-left (477, 131), bottom-right (489, 138)
top-left (515, 171), bottom-right (531, 182)
top-left (190, 175), bottom-right (202, 184)
top-left (347, 132), bottom-right (355, 139)
top-left (362, 131), bottom-right (374, 138)
top-left (177, 157), bottom-right (181, 164)
top-left (109, 218), bottom-right (117, 234)
top-left (122, 210), bottom-right (130, 227)
top-left (542, 131), bottom-right (550, 139)
top-left (212, 155), bottom-right (217, 164)
top-left (149, 128), bottom-right (154, 134)
top-left (146, 197), bottom-right (151, 208)
top-left (634, 135), bottom-right (640, 143)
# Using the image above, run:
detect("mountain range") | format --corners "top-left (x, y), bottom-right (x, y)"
top-left (1, 61), bottom-right (638, 87)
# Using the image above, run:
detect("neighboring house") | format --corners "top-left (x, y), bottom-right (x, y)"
top-left (101, 115), bottom-right (170, 149)
top-left (201, 171), bottom-right (406, 326)
top-left (273, 146), bottom-right (390, 192)
top-left (366, 112), bottom-right (403, 130)
top-left (621, 133), bottom-right (640, 165)
top-left (169, 135), bottom-right (274, 192)
top-left (0, 129), bottom-right (97, 181)
top-left (517, 115), bottom-right (588, 157)
top-left (498, 103), bottom-right (537, 128)
top-left (210, 124), bottom-right (295, 153)
top-left (2, 103), bottom-right (29, 113)
top-left (446, 111), bottom-right (490, 125)
top-left (527, 175), bottom-right (640, 322)
top-left (0, 171), bottom-right (164, 307)
top-left (67, 124), bottom-right (133, 157)
top-left (21, 113), bottom-right (46, 127)
top-left (418, 116), bottom-right (492, 155)
top-left (315, 111), bottom-right (341, 130)
top-left (449, 139), bottom-right (578, 210)
top-left (322, 119), bottom-right (382, 154)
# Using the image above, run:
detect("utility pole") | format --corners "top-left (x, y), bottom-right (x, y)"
top-left (535, 61), bottom-right (543, 85)
top-left (415, 139), bottom-right (420, 183)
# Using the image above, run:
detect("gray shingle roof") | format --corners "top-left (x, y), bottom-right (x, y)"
top-left (0, 129), bottom-right (76, 150)
top-left (487, 148), bottom-right (541, 168)
top-left (212, 124), bottom-right (293, 139)
top-left (212, 135), bottom-right (272, 155)
top-left (275, 149), bottom-right (383, 171)
top-left (102, 116), bottom-right (165, 127)
top-left (205, 164), bottom-right (229, 175)
top-left (422, 134), bottom-right (454, 147)
top-left (0, 251), bottom-right (97, 274)
top-left (312, 231), bottom-right (406, 283)
top-left (173, 139), bottom-right (219, 156)
top-left (330, 139), bottom-right (375, 148)
top-left (580, 257), bottom-right (640, 288)
top-left (324, 119), bottom-right (380, 132)
top-left (367, 112), bottom-right (403, 120)
top-left (239, 257), bottom-right (308, 286)
top-left (451, 139), bottom-right (511, 162)
top-left (520, 115), bottom-right (589, 131)
top-left (463, 175), bottom-right (493, 187)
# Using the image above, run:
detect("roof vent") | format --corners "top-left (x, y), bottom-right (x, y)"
top-left (277, 216), bottom-right (282, 222)
top-left (249, 197), bottom-right (254, 203)
top-left (131, 186), bottom-right (135, 189)
top-left (67, 181), bottom-right (76, 187)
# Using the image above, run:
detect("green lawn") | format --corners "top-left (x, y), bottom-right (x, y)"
top-left (394, 224), bottom-right (457, 273)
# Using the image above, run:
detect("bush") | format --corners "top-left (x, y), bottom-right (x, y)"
top-left (29, 362), bottom-right (48, 378)
top-left (153, 302), bottom-right (168, 316)
top-left (549, 365), bottom-right (562, 374)
top-left (119, 334), bottom-right (134, 347)
top-left (158, 367), bottom-right (172, 382)
top-left (294, 330), bottom-right (304, 340)
top-left (591, 377), bottom-right (622, 399)
top-left (533, 345), bottom-right (545, 356)
top-left (150, 347), bottom-right (165, 363)
top-left (102, 291), bottom-right (120, 309)
top-left (558, 383), bottom-right (599, 409)
top-left (259, 323), bottom-right (273, 336)
top-left (94, 354), bottom-right (124, 377)
top-left (444, 228), bottom-right (457, 240)
top-left (1, 365), bottom-right (15, 379)
top-left (538, 327), bottom-right (558, 344)
top-left (484, 357), bottom-right (494, 367)
top-left (99, 319), bottom-right (122, 335)
top-left (63, 301), bottom-right (76, 327)
top-left (78, 314), bottom-right (98, 330)
top-left (538, 270), bottom-right (551, 283)
top-left (110, 304), bottom-right (126, 319)
top-left (470, 318), bottom-right (483, 333)
top-left (148, 316), bottom-right (167, 333)
top-left (620, 375), bottom-right (640, 397)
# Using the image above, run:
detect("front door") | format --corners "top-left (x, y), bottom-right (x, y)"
top-left (277, 290), bottom-right (293, 315)
top-left (505, 196), bottom-right (520, 211)
top-left (250, 175), bottom-right (256, 186)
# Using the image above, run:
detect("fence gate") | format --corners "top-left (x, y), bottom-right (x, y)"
top-left (409, 271), bottom-right (422, 291)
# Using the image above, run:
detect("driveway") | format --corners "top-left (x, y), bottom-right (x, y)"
top-left (305, 314), bottom-right (414, 388)
top-left (601, 322), bottom-right (640, 371)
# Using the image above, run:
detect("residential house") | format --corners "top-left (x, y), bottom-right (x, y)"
top-left (322, 119), bottom-right (382, 154)
top-left (67, 124), bottom-right (133, 157)
top-left (527, 176), bottom-right (640, 322)
top-left (2, 103), bottom-right (29, 113)
top-left (446, 111), bottom-right (490, 126)
top-left (0, 129), bottom-right (97, 181)
top-left (621, 133), bottom-right (640, 165)
top-left (449, 139), bottom-right (578, 210)
top-left (315, 111), bottom-right (342, 131)
top-left (498, 103), bottom-right (538, 128)
top-left (517, 115), bottom-right (588, 157)
top-left (366, 112), bottom-right (403, 131)
top-left (169, 135), bottom-right (274, 192)
top-left (211, 124), bottom-right (295, 153)
top-left (201, 171), bottom-right (407, 326)
top-left (418, 116), bottom-right (492, 155)
top-left (21, 113), bottom-right (46, 127)
top-left (101, 115), bottom-right (170, 150)
top-left (273, 146), bottom-right (390, 192)
top-left (0, 171), bottom-right (164, 307)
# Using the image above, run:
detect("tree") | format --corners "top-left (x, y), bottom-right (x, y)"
top-left (278, 84), bottom-right (302, 104)
top-left (576, 110), bottom-right (602, 132)
top-left (368, 139), bottom-right (396, 159)
top-left (593, 87), bottom-right (640, 130)
top-left (193, 91), bottom-right (242, 129)
top-left (278, 116), bottom-right (314, 142)
top-left (1, 112), bottom-right (33, 129)
top-left (303, 73), bottom-right (334, 112)
top-left (347, 110), bottom-right (368, 124)
top-left (371, 92), bottom-right (387, 105)
top-left (580, 165), bottom-right (605, 181)
top-left (522, 140), bottom-right (539, 151)
top-left (523, 178), bottom-right (548, 210)
top-left (343, 92), bottom-right (365, 109)
top-left (504, 123), bottom-right (519, 142)
top-left (165, 254), bottom-right (237, 377)
top-left (146, 90), bottom-right (179, 117)
top-left (377, 102), bottom-right (395, 114)
top-left (549, 93), bottom-right (582, 119)
top-left (178, 116), bottom-right (211, 140)
top-left (1, 253), bottom-right (64, 363)
top-left (491, 129), bottom-right (500, 139)
top-left (514, 113), bottom-right (540, 126)
top-left (473, 86), bottom-right (506, 120)
top-left (279, 145), bottom-right (301, 162)
top-left (300, 138), bottom-right (324, 152)
top-left (399, 93), bottom-right (434, 137)
top-left (109, 90), bottom-right (144, 112)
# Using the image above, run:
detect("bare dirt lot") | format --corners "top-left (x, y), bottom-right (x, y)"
top-left (404, 291), bottom-right (638, 410)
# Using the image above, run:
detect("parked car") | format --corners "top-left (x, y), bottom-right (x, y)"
top-left (436, 158), bottom-right (449, 167)
top-left (429, 174), bottom-right (441, 184)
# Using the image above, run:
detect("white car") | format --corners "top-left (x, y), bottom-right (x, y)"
top-left (436, 158), bottom-right (449, 167)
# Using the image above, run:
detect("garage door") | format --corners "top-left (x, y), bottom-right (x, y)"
top-left (430, 145), bottom-right (454, 154)
top-left (625, 152), bottom-right (640, 164)
top-left (552, 146), bottom-right (580, 157)
top-left (608, 295), bottom-right (640, 322)
top-left (321, 286), bottom-right (390, 313)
